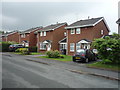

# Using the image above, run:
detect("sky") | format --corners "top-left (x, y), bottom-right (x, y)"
top-left (0, 0), bottom-right (119, 34)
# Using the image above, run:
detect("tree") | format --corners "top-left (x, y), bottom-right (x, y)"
top-left (92, 33), bottom-right (120, 64)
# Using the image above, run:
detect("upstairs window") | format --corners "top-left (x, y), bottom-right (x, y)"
top-left (21, 34), bottom-right (25, 38)
top-left (101, 30), bottom-right (104, 35)
top-left (76, 28), bottom-right (81, 34)
top-left (71, 29), bottom-right (75, 34)
top-left (43, 31), bottom-right (46, 36)
top-left (40, 32), bottom-right (43, 36)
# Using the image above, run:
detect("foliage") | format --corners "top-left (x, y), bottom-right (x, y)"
top-left (92, 33), bottom-right (120, 64)
top-left (15, 48), bottom-right (30, 55)
top-left (1, 42), bottom-right (16, 52)
top-left (29, 46), bottom-right (37, 52)
top-left (46, 50), bottom-right (60, 58)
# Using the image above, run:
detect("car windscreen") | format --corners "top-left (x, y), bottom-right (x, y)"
top-left (76, 49), bottom-right (85, 54)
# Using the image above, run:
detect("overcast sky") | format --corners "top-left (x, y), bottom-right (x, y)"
top-left (0, 0), bottom-right (119, 34)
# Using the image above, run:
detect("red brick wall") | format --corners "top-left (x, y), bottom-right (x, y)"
top-left (67, 20), bottom-right (109, 55)
top-left (38, 30), bottom-right (53, 52)
top-left (19, 30), bottom-right (39, 47)
top-left (7, 32), bottom-right (20, 43)
top-left (38, 24), bottom-right (67, 52)
top-left (2, 36), bottom-right (7, 42)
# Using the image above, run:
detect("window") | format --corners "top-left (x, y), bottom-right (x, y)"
top-left (40, 32), bottom-right (43, 36)
top-left (70, 43), bottom-right (75, 52)
top-left (71, 29), bottom-right (75, 34)
top-left (43, 31), bottom-right (46, 36)
top-left (21, 34), bottom-right (24, 38)
top-left (101, 30), bottom-right (104, 35)
top-left (21, 34), bottom-right (25, 38)
top-left (76, 43), bottom-right (81, 51)
top-left (64, 32), bottom-right (67, 36)
top-left (76, 28), bottom-right (81, 34)
top-left (40, 42), bottom-right (46, 50)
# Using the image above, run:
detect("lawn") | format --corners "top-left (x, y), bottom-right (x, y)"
top-left (87, 62), bottom-right (120, 72)
top-left (38, 55), bottom-right (72, 62)
top-left (13, 52), bottom-right (45, 55)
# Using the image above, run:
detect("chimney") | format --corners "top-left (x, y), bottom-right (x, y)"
top-left (88, 16), bottom-right (90, 19)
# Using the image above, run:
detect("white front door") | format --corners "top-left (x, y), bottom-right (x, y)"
top-left (47, 44), bottom-right (51, 51)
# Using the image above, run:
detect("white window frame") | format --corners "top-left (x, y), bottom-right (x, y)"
top-left (71, 29), bottom-right (75, 34)
top-left (70, 43), bottom-right (75, 52)
top-left (21, 34), bottom-right (25, 38)
top-left (40, 42), bottom-right (46, 50)
top-left (76, 28), bottom-right (81, 34)
top-left (40, 32), bottom-right (43, 36)
top-left (76, 43), bottom-right (81, 51)
top-left (43, 31), bottom-right (46, 36)
top-left (101, 30), bottom-right (104, 35)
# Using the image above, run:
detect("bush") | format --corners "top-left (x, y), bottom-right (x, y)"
top-left (15, 48), bottom-right (30, 55)
top-left (92, 33), bottom-right (120, 64)
top-left (46, 50), bottom-right (60, 58)
top-left (2, 42), bottom-right (11, 52)
top-left (29, 46), bottom-right (37, 52)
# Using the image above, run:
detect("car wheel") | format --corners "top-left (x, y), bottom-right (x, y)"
top-left (73, 57), bottom-right (76, 62)
top-left (85, 58), bottom-right (89, 63)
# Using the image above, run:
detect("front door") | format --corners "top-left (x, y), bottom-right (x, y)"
top-left (47, 43), bottom-right (51, 51)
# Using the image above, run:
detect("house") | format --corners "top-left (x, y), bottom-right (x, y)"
top-left (36, 22), bottom-right (67, 53)
top-left (64, 17), bottom-right (110, 55)
top-left (116, 18), bottom-right (120, 34)
top-left (2, 31), bottom-right (20, 43)
top-left (19, 26), bottom-right (42, 47)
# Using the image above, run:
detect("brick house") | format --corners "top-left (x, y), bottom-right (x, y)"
top-left (36, 22), bottom-right (67, 52)
top-left (116, 18), bottom-right (120, 34)
top-left (2, 31), bottom-right (20, 43)
top-left (19, 27), bottom-right (42, 47)
top-left (64, 17), bottom-right (110, 55)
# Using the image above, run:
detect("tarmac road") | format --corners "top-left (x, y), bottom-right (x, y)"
top-left (2, 53), bottom-right (119, 88)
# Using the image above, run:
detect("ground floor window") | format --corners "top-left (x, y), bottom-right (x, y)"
top-left (70, 43), bottom-right (75, 52)
top-left (76, 43), bottom-right (81, 51)
top-left (40, 42), bottom-right (46, 50)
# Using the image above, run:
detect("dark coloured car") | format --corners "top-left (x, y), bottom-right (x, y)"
top-left (9, 44), bottom-right (24, 51)
top-left (73, 49), bottom-right (97, 63)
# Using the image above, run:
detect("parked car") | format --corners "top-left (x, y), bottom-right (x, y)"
top-left (9, 44), bottom-right (24, 51)
top-left (73, 49), bottom-right (97, 63)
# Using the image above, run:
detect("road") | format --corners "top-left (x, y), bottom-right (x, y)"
top-left (2, 53), bottom-right (119, 88)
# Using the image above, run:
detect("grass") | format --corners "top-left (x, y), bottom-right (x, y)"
top-left (87, 61), bottom-right (120, 72)
top-left (12, 52), bottom-right (45, 55)
top-left (38, 55), bottom-right (72, 62)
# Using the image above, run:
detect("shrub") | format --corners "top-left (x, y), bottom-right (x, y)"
top-left (92, 33), bottom-right (120, 64)
top-left (15, 48), bottom-right (30, 55)
top-left (46, 50), bottom-right (60, 58)
top-left (29, 46), bottom-right (37, 52)
top-left (2, 42), bottom-right (11, 52)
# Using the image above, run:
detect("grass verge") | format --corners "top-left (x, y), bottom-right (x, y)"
top-left (38, 55), bottom-right (72, 62)
top-left (87, 61), bottom-right (120, 72)
top-left (12, 52), bottom-right (45, 55)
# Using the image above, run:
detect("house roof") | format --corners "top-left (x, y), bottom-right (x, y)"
top-left (37, 22), bottom-right (67, 32)
top-left (20, 26), bottom-right (43, 34)
top-left (59, 37), bottom-right (67, 43)
top-left (2, 30), bottom-right (19, 37)
top-left (65, 17), bottom-right (109, 30)
top-left (116, 18), bottom-right (120, 24)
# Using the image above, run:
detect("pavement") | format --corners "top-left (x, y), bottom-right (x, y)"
top-left (2, 52), bottom-right (119, 88)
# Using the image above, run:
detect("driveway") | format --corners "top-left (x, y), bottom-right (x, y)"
top-left (2, 52), bottom-right (119, 88)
